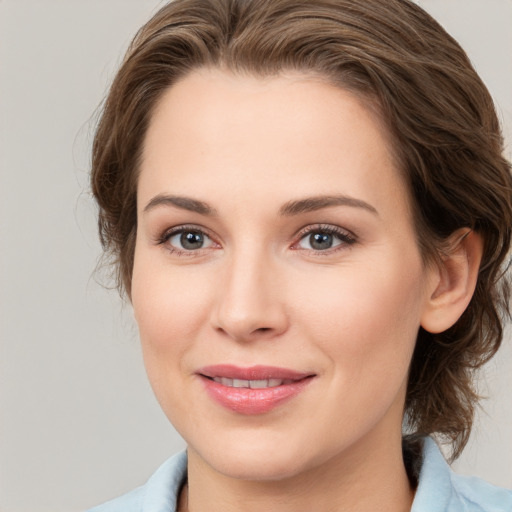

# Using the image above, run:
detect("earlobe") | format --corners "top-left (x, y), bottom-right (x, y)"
top-left (420, 229), bottom-right (483, 334)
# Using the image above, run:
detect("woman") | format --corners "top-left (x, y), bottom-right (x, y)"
top-left (88, 0), bottom-right (512, 510)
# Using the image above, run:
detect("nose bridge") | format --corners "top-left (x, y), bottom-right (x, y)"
top-left (212, 240), bottom-right (287, 340)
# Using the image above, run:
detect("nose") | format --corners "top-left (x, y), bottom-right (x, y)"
top-left (211, 248), bottom-right (289, 342)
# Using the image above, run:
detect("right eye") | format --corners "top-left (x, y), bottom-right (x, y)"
top-left (160, 227), bottom-right (216, 254)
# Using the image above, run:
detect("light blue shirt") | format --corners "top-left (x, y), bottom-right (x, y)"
top-left (87, 438), bottom-right (512, 511)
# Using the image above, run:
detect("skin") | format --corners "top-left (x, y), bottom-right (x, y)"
top-left (131, 68), bottom-right (478, 512)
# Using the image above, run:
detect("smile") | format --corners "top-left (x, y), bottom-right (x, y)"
top-left (211, 377), bottom-right (295, 388)
top-left (198, 365), bottom-right (315, 415)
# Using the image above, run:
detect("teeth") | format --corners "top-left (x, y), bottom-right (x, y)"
top-left (249, 379), bottom-right (269, 389)
top-left (211, 377), bottom-right (287, 388)
top-left (232, 379), bottom-right (249, 388)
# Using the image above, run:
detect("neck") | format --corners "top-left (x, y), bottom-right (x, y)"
top-left (183, 430), bottom-right (415, 512)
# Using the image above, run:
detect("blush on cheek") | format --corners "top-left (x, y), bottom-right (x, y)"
top-left (302, 259), bottom-right (423, 375)
top-left (132, 255), bottom-right (213, 347)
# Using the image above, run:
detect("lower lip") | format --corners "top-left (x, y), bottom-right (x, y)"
top-left (200, 376), bottom-right (313, 415)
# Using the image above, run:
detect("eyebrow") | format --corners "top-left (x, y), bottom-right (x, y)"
top-left (279, 195), bottom-right (378, 216)
top-left (143, 193), bottom-right (378, 217)
top-left (143, 194), bottom-right (218, 215)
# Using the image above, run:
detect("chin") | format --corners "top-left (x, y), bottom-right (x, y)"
top-left (187, 428), bottom-right (324, 482)
top-left (208, 449), bottom-right (309, 481)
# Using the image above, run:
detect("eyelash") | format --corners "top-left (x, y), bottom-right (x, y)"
top-left (156, 223), bottom-right (357, 256)
top-left (292, 224), bottom-right (357, 254)
top-left (157, 224), bottom-right (217, 257)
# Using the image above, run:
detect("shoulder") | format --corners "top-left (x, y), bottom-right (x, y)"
top-left (86, 486), bottom-right (145, 512)
top-left (412, 437), bottom-right (512, 512)
top-left (86, 451), bottom-right (188, 512)
top-left (450, 472), bottom-right (512, 512)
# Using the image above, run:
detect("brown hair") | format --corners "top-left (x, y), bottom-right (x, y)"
top-left (91, 0), bottom-right (512, 459)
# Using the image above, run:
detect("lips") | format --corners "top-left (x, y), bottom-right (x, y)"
top-left (210, 377), bottom-right (295, 388)
top-left (198, 365), bottom-right (315, 415)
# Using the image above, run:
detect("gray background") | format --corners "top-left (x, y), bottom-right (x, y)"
top-left (0, 1), bottom-right (511, 511)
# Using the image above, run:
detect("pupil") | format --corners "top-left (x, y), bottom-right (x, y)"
top-left (181, 231), bottom-right (204, 250)
top-left (310, 232), bottom-right (333, 250)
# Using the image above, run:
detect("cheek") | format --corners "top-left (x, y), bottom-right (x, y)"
top-left (131, 249), bottom-right (213, 377)
top-left (131, 254), bottom-right (219, 428)
top-left (294, 252), bottom-right (426, 384)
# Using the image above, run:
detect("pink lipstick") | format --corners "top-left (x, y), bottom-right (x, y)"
top-left (198, 365), bottom-right (315, 415)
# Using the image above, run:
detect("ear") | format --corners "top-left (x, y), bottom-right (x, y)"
top-left (420, 228), bottom-right (483, 334)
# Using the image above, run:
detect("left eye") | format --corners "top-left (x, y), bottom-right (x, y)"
top-left (167, 229), bottom-right (214, 251)
top-left (297, 229), bottom-right (351, 251)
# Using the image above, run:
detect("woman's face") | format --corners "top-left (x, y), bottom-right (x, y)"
top-left (132, 69), bottom-right (436, 480)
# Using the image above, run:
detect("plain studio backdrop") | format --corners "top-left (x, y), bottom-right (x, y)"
top-left (0, 1), bottom-right (511, 511)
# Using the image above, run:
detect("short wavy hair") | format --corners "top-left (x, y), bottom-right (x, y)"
top-left (91, 0), bottom-right (512, 459)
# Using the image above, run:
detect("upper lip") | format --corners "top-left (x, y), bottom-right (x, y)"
top-left (198, 364), bottom-right (314, 381)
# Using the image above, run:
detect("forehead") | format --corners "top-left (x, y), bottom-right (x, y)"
top-left (139, 68), bottom-right (410, 219)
